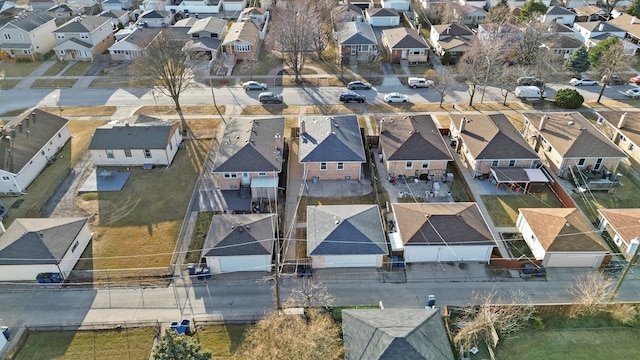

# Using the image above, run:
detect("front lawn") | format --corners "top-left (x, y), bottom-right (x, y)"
top-left (62, 61), bottom-right (93, 76)
top-left (0, 61), bottom-right (41, 77)
top-left (481, 188), bottom-right (564, 227)
top-left (30, 79), bottom-right (77, 88)
top-left (196, 324), bottom-right (249, 358)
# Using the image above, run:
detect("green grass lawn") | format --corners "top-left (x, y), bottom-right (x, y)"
top-left (495, 316), bottom-right (640, 360)
top-left (187, 211), bottom-right (214, 264)
top-left (0, 79), bottom-right (20, 89)
top-left (13, 327), bottom-right (157, 360)
top-left (571, 176), bottom-right (640, 223)
top-left (30, 79), bottom-right (77, 88)
top-left (195, 324), bottom-right (249, 358)
top-left (42, 61), bottom-right (68, 76)
top-left (481, 188), bottom-right (564, 227)
top-left (62, 61), bottom-right (93, 76)
top-left (0, 61), bottom-right (41, 77)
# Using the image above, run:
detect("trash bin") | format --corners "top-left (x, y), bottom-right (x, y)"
top-left (177, 319), bottom-right (190, 335)
top-left (170, 321), bottom-right (179, 333)
top-left (50, 273), bottom-right (62, 283)
top-left (522, 263), bottom-right (534, 275)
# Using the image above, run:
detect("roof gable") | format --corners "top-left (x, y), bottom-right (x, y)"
top-left (337, 21), bottom-right (377, 45)
top-left (204, 214), bottom-right (275, 257)
top-left (88, 119), bottom-right (179, 150)
top-left (54, 16), bottom-right (111, 33)
top-left (379, 115), bottom-right (452, 161)
top-left (598, 208), bottom-right (640, 242)
top-left (383, 27), bottom-right (429, 49)
top-left (222, 21), bottom-right (259, 45)
top-left (299, 116), bottom-right (366, 163)
top-left (5, 12), bottom-right (54, 32)
top-left (367, 7), bottom-right (398, 17)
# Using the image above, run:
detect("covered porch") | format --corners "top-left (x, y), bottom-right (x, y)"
top-left (489, 167), bottom-right (550, 194)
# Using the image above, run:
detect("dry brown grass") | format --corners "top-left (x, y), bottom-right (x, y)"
top-left (454, 101), bottom-right (524, 112)
top-left (504, 112), bottom-right (525, 130)
top-left (184, 118), bottom-right (222, 140)
top-left (295, 227), bottom-right (307, 259)
top-left (433, 114), bottom-right (451, 128)
top-left (30, 79), bottom-right (77, 88)
top-left (285, 116), bottom-right (299, 136)
top-left (134, 105), bottom-right (225, 116)
top-left (241, 105), bottom-right (300, 115)
top-left (585, 99), bottom-right (640, 109)
top-left (39, 106), bottom-right (116, 117)
top-left (366, 102), bottom-right (447, 113)
top-left (304, 104), bottom-right (362, 114)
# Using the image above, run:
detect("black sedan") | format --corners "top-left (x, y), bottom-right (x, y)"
top-left (339, 91), bottom-right (366, 103)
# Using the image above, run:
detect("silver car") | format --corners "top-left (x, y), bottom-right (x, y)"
top-left (243, 81), bottom-right (268, 91)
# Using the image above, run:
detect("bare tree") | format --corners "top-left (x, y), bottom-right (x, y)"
top-left (596, 41), bottom-right (630, 103)
top-left (313, 0), bottom-right (337, 23)
top-left (485, 2), bottom-right (515, 25)
top-left (568, 272), bottom-right (614, 317)
top-left (603, 0), bottom-right (623, 18)
top-left (428, 66), bottom-right (455, 108)
top-left (453, 290), bottom-right (535, 352)
top-left (310, 21), bottom-right (331, 60)
top-left (458, 38), bottom-right (505, 106)
top-left (496, 65), bottom-right (520, 106)
top-left (240, 58), bottom-right (259, 80)
top-left (286, 278), bottom-right (335, 310)
top-left (361, 54), bottom-right (381, 80)
top-left (130, 31), bottom-right (195, 111)
top-left (234, 309), bottom-right (343, 360)
top-left (269, 0), bottom-right (314, 84)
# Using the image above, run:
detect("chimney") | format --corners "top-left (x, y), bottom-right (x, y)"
top-left (459, 117), bottom-right (467, 132)
top-left (618, 112), bottom-right (628, 128)
top-left (632, 16), bottom-right (637, 25)
top-left (31, 112), bottom-right (36, 124)
top-left (539, 115), bottom-right (548, 131)
top-left (417, 23), bottom-right (422, 33)
top-left (598, 22), bottom-right (604, 31)
top-left (300, 120), bottom-right (306, 134)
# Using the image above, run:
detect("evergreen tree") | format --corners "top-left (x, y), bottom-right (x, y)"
top-left (153, 330), bottom-right (212, 360)
top-left (518, 0), bottom-right (548, 21)
top-left (588, 37), bottom-right (620, 67)
top-left (563, 46), bottom-right (590, 75)
top-left (629, 0), bottom-right (640, 17)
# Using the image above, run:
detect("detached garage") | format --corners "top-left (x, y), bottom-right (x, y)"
top-left (0, 218), bottom-right (91, 282)
top-left (365, 7), bottom-right (399, 27)
top-left (517, 208), bottom-right (610, 268)
top-left (307, 205), bottom-right (388, 269)
top-left (390, 203), bottom-right (496, 263)
top-left (203, 214), bottom-right (275, 274)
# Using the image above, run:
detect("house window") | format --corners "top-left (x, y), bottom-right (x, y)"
top-left (3, 33), bottom-right (10, 40)
top-left (144, 149), bottom-right (151, 158)
top-left (58, 133), bottom-right (61, 138)
top-left (235, 44), bottom-right (251, 52)
top-left (422, 161), bottom-right (429, 169)
top-left (620, 134), bottom-right (626, 141)
top-left (629, 144), bottom-right (634, 151)
top-left (71, 240), bottom-right (79, 253)
top-left (80, 33), bottom-right (89, 39)
top-left (124, 149), bottom-right (132, 157)
top-left (412, 50), bottom-right (422, 55)
top-left (1, 176), bottom-right (9, 181)
top-left (320, 162), bottom-right (327, 171)
top-left (192, 33), bottom-right (200, 38)
top-left (508, 160), bottom-right (516, 167)
top-left (578, 158), bottom-right (586, 166)
top-left (22, 50), bottom-right (30, 55)
top-left (337, 162), bottom-right (344, 170)
top-left (358, 45), bottom-right (369, 52)
top-left (492, 160), bottom-right (499, 167)
top-left (105, 149), bottom-right (114, 158)
top-left (41, 150), bottom-right (45, 156)
top-left (258, 172), bottom-right (266, 176)
top-left (405, 161), bottom-right (413, 169)
top-left (223, 173), bottom-right (237, 178)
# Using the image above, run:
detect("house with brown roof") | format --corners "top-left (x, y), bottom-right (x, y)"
top-left (521, 112), bottom-right (627, 177)
top-left (598, 208), bottom-right (640, 262)
top-left (449, 114), bottom-right (540, 178)
top-left (221, 20), bottom-right (260, 63)
top-left (517, 208), bottom-right (610, 267)
top-left (378, 115), bottom-right (452, 178)
top-left (389, 202), bottom-right (496, 263)
top-left (609, 13), bottom-right (640, 47)
top-left (572, 5), bottom-right (605, 21)
top-left (239, 7), bottom-right (267, 26)
top-left (595, 111), bottom-right (640, 166)
top-left (429, 23), bottom-right (473, 59)
top-left (332, 2), bottom-right (364, 24)
top-left (381, 27), bottom-right (429, 63)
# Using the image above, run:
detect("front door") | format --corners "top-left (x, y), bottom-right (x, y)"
top-left (401, 50), bottom-right (408, 60)
top-left (242, 172), bottom-right (250, 186)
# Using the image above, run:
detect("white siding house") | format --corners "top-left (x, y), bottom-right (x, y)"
top-left (381, 0), bottom-right (409, 11)
top-left (366, 7), bottom-right (400, 27)
top-left (88, 118), bottom-right (183, 167)
top-left (0, 110), bottom-right (70, 195)
top-left (0, 12), bottom-right (57, 60)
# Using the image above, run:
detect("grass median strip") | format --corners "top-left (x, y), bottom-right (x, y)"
top-left (31, 78), bottom-right (77, 88)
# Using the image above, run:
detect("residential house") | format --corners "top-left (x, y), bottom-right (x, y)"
top-left (28, 0), bottom-right (58, 11)
top-left (454, 4), bottom-right (487, 26)
top-left (0, 218), bottom-right (91, 281)
top-left (572, 5), bottom-right (605, 21)
top-left (546, 21), bottom-right (575, 36)
top-left (222, 0), bottom-right (247, 13)
top-left (88, 117), bottom-right (183, 167)
top-left (429, 23), bottom-right (474, 59)
top-left (109, 27), bottom-right (161, 60)
top-left (521, 112), bottom-right (627, 177)
top-left (99, 10), bottom-right (132, 29)
top-left (0, 12), bottom-right (56, 60)
top-left (541, 5), bottom-right (575, 25)
top-left (598, 208), bottom-right (640, 262)
top-left (102, 0), bottom-right (134, 11)
top-left (390, 202), bottom-right (496, 263)
top-left (595, 111), bottom-right (640, 166)
top-left (53, 15), bottom-right (115, 61)
top-left (175, 16), bottom-right (227, 59)
top-left (299, 115), bottom-right (366, 182)
top-left (138, 9), bottom-right (172, 28)
top-left (203, 214), bottom-right (275, 273)
top-left (332, 2), bottom-right (364, 24)
top-left (517, 208), bottom-right (610, 267)
top-left (342, 309), bottom-right (455, 360)
top-left (161, 0), bottom-right (222, 16)
top-left (335, 20), bottom-right (378, 61)
top-left (221, 20), bottom-right (260, 63)
top-left (381, 0), bottom-right (409, 11)
top-left (540, 34), bottom-right (583, 60)
top-left (572, 21), bottom-right (635, 54)
top-left (0, 0), bottom-right (16, 15)
top-left (46, 4), bottom-right (84, 24)
top-left (239, 7), bottom-right (267, 26)
top-left (348, 0), bottom-right (374, 9)
top-left (0, 109), bottom-right (70, 195)
top-left (211, 117), bottom-right (284, 201)
top-left (449, 114), bottom-right (540, 178)
top-left (378, 114), bottom-right (453, 178)
top-left (609, 13), bottom-right (640, 46)
top-left (381, 27), bottom-right (429, 63)
top-left (365, 7), bottom-right (399, 27)
top-left (486, 0), bottom-right (552, 7)
top-left (307, 205), bottom-right (388, 269)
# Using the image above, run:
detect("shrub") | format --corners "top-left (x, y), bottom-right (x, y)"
top-left (609, 304), bottom-right (639, 326)
top-left (554, 88), bottom-right (584, 109)
top-left (16, 58), bottom-right (32, 63)
top-left (530, 317), bottom-right (545, 330)
top-left (441, 51), bottom-right (452, 66)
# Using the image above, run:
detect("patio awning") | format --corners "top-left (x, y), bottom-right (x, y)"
top-left (490, 167), bottom-right (549, 194)
top-left (389, 231), bottom-right (404, 252)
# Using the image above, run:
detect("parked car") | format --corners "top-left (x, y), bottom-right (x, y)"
top-left (570, 77), bottom-right (598, 86)
top-left (384, 92), bottom-right (409, 103)
top-left (347, 81), bottom-right (372, 90)
top-left (258, 92), bottom-right (283, 104)
top-left (407, 77), bottom-right (434, 88)
top-left (601, 75), bottom-right (625, 85)
top-left (630, 75), bottom-right (640, 84)
top-left (242, 81), bottom-right (268, 91)
top-left (517, 77), bottom-right (543, 87)
top-left (339, 91), bottom-right (366, 103)
top-left (625, 88), bottom-right (640, 99)
top-left (515, 86), bottom-right (547, 100)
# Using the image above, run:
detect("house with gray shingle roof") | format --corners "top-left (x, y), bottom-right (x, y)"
top-left (203, 213), bottom-right (275, 273)
top-left (390, 202), bottom-right (496, 263)
top-left (540, 5), bottom-right (575, 25)
top-left (99, 9), bottom-right (132, 28)
top-left (517, 208), bottom-right (609, 267)
top-left (108, 27), bottom-right (162, 60)
top-left (101, 0), bottom-right (133, 11)
top-left (0, 109), bottom-right (70, 195)
top-left (299, 115), bottom-right (366, 181)
top-left (365, 7), bottom-right (399, 27)
top-left (46, 3), bottom-right (84, 24)
top-left (332, 2), bottom-right (364, 24)
top-left (540, 34), bottom-right (583, 60)
top-left (181, 16), bottom-right (227, 59)
top-left (342, 308), bottom-right (454, 360)
top-left (598, 208), bottom-right (640, 263)
top-left (595, 111), bottom-right (640, 166)
top-left (88, 117), bottom-right (183, 167)
top-left (212, 117), bottom-right (284, 201)
top-left (0, 218), bottom-right (91, 281)
top-left (138, 9), bottom-right (172, 28)
top-left (449, 114), bottom-right (540, 178)
top-left (335, 20), bottom-right (378, 61)
top-left (307, 205), bottom-right (387, 268)
top-left (0, 12), bottom-right (56, 60)
top-left (573, 20), bottom-right (638, 54)
top-left (521, 112), bottom-right (627, 177)
top-left (379, 115), bottom-right (452, 178)
top-left (382, 27), bottom-right (429, 63)
top-left (429, 23), bottom-right (473, 59)
top-left (53, 15), bottom-right (115, 61)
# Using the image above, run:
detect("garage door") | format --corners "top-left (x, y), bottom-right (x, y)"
top-left (545, 253), bottom-right (602, 268)
top-left (219, 256), bottom-right (270, 273)
top-left (321, 255), bottom-right (378, 268)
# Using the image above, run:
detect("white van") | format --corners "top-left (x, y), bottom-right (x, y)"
top-left (514, 86), bottom-right (547, 100)
top-left (407, 77), bottom-right (434, 88)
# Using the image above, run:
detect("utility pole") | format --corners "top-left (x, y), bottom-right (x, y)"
top-left (608, 242), bottom-right (640, 303)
